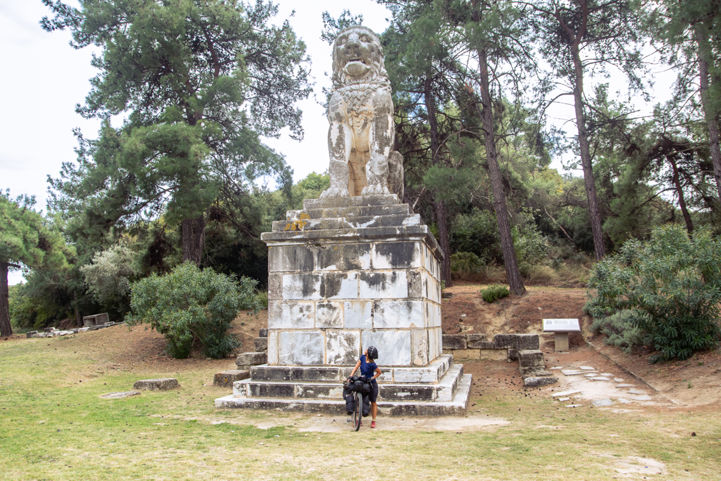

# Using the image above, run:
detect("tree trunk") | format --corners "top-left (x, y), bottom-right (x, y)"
top-left (570, 41), bottom-right (606, 260)
top-left (0, 262), bottom-right (12, 338)
top-left (424, 76), bottom-right (452, 287)
top-left (668, 156), bottom-right (694, 234)
top-left (181, 215), bottom-right (205, 265)
top-left (476, 47), bottom-right (526, 296)
top-left (695, 24), bottom-right (721, 205)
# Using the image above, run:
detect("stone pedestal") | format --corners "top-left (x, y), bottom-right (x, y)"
top-left (215, 195), bottom-right (471, 415)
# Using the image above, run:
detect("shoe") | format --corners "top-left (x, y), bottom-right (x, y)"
top-left (371, 421), bottom-right (376, 428)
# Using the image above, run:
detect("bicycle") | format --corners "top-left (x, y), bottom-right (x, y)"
top-left (344, 376), bottom-right (370, 431)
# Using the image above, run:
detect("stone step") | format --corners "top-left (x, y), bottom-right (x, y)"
top-left (233, 363), bottom-right (463, 403)
top-left (287, 203), bottom-right (410, 220)
top-left (272, 214), bottom-right (421, 233)
top-left (302, 194), bottom-right (401, 210)
top-left (236, 352), bottom-right (267, 368)
top-left (253, 337), bottom-right (267, 352)
top-left (261, 225), bottom-right (439, 252)
top-left (250, 354), bottom-right (452, 384)
top-left (216, 374), bottom-right (472, 416)
top-left (214, 370), bottom-right (250, 388)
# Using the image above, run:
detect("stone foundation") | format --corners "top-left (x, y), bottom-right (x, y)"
top-left (215, 195), bottom-right (471, 414)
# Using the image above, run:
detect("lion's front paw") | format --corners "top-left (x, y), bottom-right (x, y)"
top-left (361, 184), bottom-right (390, 195)
top-left (320, 187), bottom-right (350, 199)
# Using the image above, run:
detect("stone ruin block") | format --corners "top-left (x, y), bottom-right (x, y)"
top-left (133, 378), bottom-right (179, 391)
top-left (214, 370), bottom-right (250, 388)
top-left (442, 334), bottom-right (467, 350)
top-left (82, 312), bottom-right (110, 327)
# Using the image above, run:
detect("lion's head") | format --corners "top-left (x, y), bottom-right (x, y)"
top-left (332, 26), bottom-right (390, 88)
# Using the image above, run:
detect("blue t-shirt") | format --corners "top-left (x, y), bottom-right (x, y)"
top-left (359, 354), bottom-right (377, 380)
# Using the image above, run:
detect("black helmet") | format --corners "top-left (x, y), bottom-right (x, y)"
top-left (367, 346), bottom-right (378, 361)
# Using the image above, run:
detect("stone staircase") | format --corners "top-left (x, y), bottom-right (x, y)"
top-left (215, 354), bottom-right (471, 415)
top-left (213, 329), bottom-right (268, 388)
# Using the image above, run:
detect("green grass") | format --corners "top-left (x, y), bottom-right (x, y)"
top-left (1, 336), bottom-right (720, 480)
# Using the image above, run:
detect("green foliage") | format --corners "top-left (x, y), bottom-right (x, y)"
top-left (450, 251), bottom-right (485, 278)
top-left (481, 285), bottom-right (510, 303)
top-left (587, 225), bottom-right (721, 360)
top-left (127, 263), bottom-right (259, 358)
top-left (80, 243), bottom-right (141, 315)
top-left (590, 310), bottom-right (648, 353)
top-left (1, 193), bottom-right (72, 335)
top-left (450, 209), bottom-right (501, 263)
top-left (512, 210), bottom-right (549, 266)
top-left (43, 0), bottom-right (310, 261)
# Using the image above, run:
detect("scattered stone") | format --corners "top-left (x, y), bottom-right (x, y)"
top-left (214, 370), bottom-right (250, 388)
top-left (83, 312), bottom-right (110, 327)
top-left (133, 378), bottom-right (179, 391)
top-left (584, 373), bottom-right (597, 378)
top-left (552, 390), bottom-right (581, 398)
top-left (100, 391), bottom-right (141, 399)
top-left (589, 376), bottom-right (612, 382)
top-left (614, 378), bottom-right (625, 383)
top-left (600, 372), bottom-right (613, 377)
top-left (592, 399), bottom-right (614, 407)
top-left (556, 397), bottom-right (570, 402)
top-left (579, 366), bottom-right (595, 371)
top-left (561, 369), bottom-right (585, 376)
top-left (628, 389), bottom-right (647, 395)
top-left (523, 376), bottom-right (558, 388)
top-left (630, 394), bottom-right (652, 401)
top-left (550, 366), bottom-right (563, 370)
top-left (566, 404), bottom-right (583, 408)
top-left (616, 398), bottom-right (631, 404)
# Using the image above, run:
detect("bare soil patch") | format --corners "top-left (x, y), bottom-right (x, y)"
top-left (9, 284), bottom-right (720, 411)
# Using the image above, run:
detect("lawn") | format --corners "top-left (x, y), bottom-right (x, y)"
top-left (1, 329), bottom-right (719, 480)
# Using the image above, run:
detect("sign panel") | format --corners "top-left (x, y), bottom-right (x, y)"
top-left (542, 318), bottom-right (580, 332)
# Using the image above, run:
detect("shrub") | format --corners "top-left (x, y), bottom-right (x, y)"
top-left (590, 310), bottom-right (649, 353)
top-left (127, 263), bottom-right (260, 358)
top-left (451, 251), bottom-right (485, 279)
top-left (80, 243), bottom-right (140, 315)
top-left (586, 225), bottom-right (721, 361)
top-left (481, 285), bottom-right (510, 303)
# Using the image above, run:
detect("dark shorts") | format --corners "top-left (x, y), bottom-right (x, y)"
top-left (365, 380), bottom-right (379, 403)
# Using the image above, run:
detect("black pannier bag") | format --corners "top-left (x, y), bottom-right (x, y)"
top-left (362, 393), bottom-right (370, 417)
top-left (343, 383), bottom-right (355, 414)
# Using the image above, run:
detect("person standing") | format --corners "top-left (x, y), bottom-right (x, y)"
top-left (348, 346), bottom-right (381, 428)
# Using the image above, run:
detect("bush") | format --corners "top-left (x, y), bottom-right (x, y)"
top-left (127, 263), bottom-right (260, 359)
top-left (481, 285), bottom-right (510, 303)
top-left (590, 310), bottom-right (649, 353)
top-left (80, 243), bottom-right (140, 316)
top-left (450, 251), bottom-right (485, 279)
top-left (586, 225), bottom-right (721, 361)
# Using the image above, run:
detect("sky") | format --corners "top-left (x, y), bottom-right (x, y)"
top-left (0, 0), bottom-right (391, 211)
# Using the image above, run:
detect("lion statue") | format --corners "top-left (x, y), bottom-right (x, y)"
top-left (320, 26), bottom-right (404, 200)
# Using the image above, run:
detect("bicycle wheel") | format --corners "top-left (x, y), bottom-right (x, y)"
top-left (353, 391), bottom-right (361, 431)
